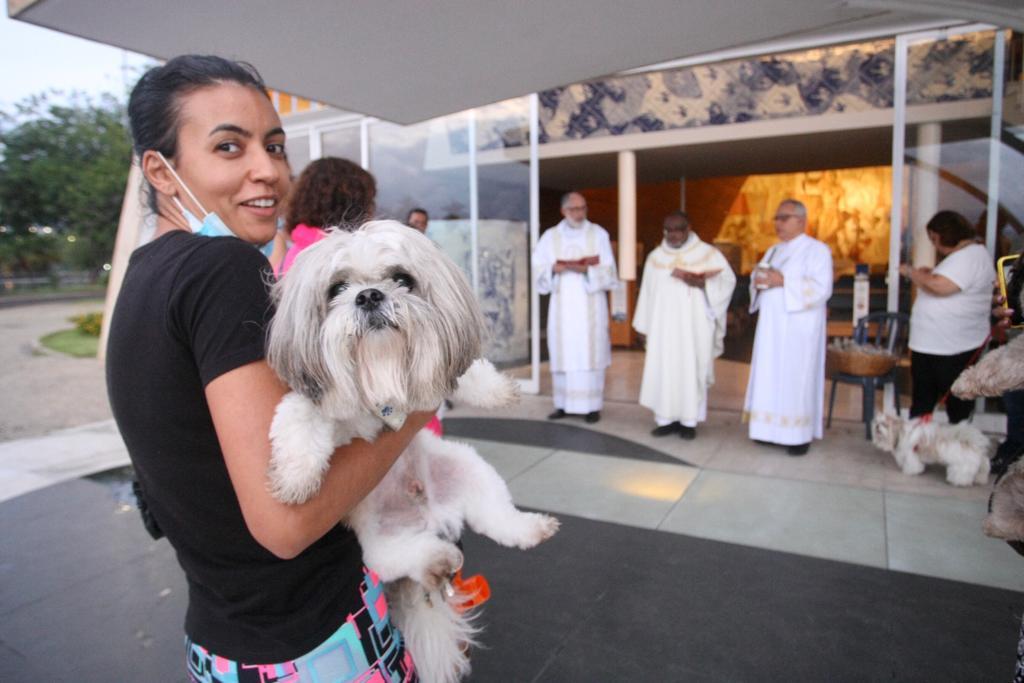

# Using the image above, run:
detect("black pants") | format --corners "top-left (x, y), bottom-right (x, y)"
top-left (909, 348), bottom-right (980, 423)
top-left (994, 389), bottom-right (1024, 468)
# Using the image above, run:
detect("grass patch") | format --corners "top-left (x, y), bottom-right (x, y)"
top-left (40, 328), bottom-right (99, 358)
top-left (0, 284), bottom-right (106, 298)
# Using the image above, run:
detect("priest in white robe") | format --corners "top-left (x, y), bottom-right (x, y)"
top-left (633, 211), bottom-right (736, 440)
top-left (533, 192), bottom-right (619, 423)
top-left (744, 199), bottom-right (833, 456)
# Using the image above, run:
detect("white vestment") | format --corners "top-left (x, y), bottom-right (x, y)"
top-left (633, 234), bottom-right (736, 426)
top-left (744, 233), bottom-right (833, 445)
top-left (533, 219), bottom-right (618, 412)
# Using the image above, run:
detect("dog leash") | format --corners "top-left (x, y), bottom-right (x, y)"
top-left (921, 330), bottom-right (993, 424)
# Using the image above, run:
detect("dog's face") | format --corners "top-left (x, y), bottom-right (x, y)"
top-left (871, 413), bottom-right (901, 453)
top-left (267, 220), bottom-right (484, 414)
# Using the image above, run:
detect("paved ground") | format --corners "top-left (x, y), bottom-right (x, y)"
top-left (0, 299), bottom-right (111, 441)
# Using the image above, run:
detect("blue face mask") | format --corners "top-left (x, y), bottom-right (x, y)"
top-left (158, 152), bottom-right (276, 258)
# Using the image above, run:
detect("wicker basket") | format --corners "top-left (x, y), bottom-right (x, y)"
top-left (827, 348), bottom-right (898, 377)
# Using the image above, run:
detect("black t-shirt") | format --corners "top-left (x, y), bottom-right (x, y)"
top-left (106, 231), bottom-right (363, 662)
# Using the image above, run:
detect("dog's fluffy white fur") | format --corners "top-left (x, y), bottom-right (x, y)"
top-left (984, 460), bottom-right (1024, 541)
top-left (266, 220), bottom-right (559, 683)
top-left (952, 275), bottom-right (1024, 400)
top-left (871, 413), bottom-right (990, 487)
top-left (951, 337), bottom-right (1024, 400)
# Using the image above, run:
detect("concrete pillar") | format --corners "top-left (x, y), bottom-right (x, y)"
top-left (911, 122), bottom-right (941, 267)
top-left (98, 161), bottom-right (144, 363)
top-left (617, 150), bottom-right (637, 281)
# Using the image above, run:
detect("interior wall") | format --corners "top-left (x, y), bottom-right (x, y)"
top-left (540, 188), bottom-right (564, 231)
top-left (688, 166), bottom-right (893, 274)
top-left (685, 176), bottom-right (747, 243)
top-left (577, 181), bottom-right (682, 253)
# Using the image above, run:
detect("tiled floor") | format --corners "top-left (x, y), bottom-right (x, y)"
top-left (658, 470), bottom-right (889, 568)
top-left (508, 449), bottom-right (699, 528)
top-left (512, 348), bottom-right (907, 424)
top-left (451, 426), bottom-right (1024, 593)
top-left (446, 349), bottom-right (1019, 594)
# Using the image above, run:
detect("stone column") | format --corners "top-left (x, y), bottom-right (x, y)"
top-left (911, 122), bottom-right (941, 267)
top-left (99, 161), bottom-right (144, 363)
top-left (617, 150), bottom-right (637, 280)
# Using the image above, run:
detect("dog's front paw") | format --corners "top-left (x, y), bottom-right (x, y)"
top-left (900, 459), bottom-right (925, 476)
top-left (983, 514), bottom-right (1016, 540)
top-left (452, 359), bottom-right (520, 409)
top-left (490, 375), bottom-right (521, 408)
top-left (268, 393), bottom-right (336, 504)
top-left (267, 460), bottom-right (324, 505)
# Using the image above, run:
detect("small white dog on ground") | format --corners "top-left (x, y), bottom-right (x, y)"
top-left (871, 412), bottom-right (991, 487)
top-left (266, 220), bottom-right (559, 683)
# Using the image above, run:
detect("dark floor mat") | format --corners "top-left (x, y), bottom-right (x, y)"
top-left (462, 512), bottom-right (1023, 682)
top-left (445, 417), bottom-right (691, 466)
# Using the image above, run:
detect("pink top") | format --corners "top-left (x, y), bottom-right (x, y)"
top-left (277, 224), bottom-right (327, 276)
top-left (424, 415), bottom-right (443, 436)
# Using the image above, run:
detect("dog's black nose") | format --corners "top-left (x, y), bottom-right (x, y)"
top-left (355, 288), bottom-right (384, 311)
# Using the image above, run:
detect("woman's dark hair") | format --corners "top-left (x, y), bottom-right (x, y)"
top-left (926, 210), bottom-right (976, 248)
top-left (127, 55), bottom-right (269, 212)
top-left (285, 157), bottom-right (377, 232)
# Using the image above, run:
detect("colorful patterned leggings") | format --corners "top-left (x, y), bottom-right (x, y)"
top-left (186, 568), bottom-right (416, 683)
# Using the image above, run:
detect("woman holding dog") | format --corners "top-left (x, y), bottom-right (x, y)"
top-left (106, 55), bottom-right (430, 681)
top-left (899, 210), bottom-right (995, 424)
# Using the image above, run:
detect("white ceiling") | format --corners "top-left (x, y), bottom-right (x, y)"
top-left (11, 0), bottom-right (1024, 124)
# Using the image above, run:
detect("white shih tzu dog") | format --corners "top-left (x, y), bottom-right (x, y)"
top-left (266, 220), bottom-right (559, 683)
top-left (871, 413), bottom-right (990, 487)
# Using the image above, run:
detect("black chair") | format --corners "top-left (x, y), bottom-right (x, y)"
top-left (826, 311), bottom-right (910, 439)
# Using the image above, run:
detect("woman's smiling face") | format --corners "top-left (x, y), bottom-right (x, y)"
top-left (169, 82), bottom-right (291, 245)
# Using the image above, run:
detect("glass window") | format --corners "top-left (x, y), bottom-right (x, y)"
top-left (321, 125), bottom-right (361, 164)
top-left (368, 115), bottom-right (471, 224)
top-left (474, 97), bottom-right (532, 371)
top-left (285, 134), bottom-right (311, 176)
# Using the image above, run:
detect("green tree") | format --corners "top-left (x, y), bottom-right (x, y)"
top-left (0, 93), bottom-right (132, 272)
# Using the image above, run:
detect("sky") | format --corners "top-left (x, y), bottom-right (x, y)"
top-left (0, 9), bottom-right (152, 113)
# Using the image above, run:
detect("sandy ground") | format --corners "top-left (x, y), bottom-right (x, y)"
top-left (0, 299), bottom-right (112, 442)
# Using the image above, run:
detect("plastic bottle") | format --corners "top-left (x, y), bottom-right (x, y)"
top-left (853, 263), bottom-right (869, 327)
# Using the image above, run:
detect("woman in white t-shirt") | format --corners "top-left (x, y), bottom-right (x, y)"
top-left (900, 210), bottom-right (995, 423)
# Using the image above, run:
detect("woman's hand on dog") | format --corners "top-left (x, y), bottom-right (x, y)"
top-left (993, 292), bottom-right (1014, 343)
top-left (994, 293), bottom-right (1014, 328)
